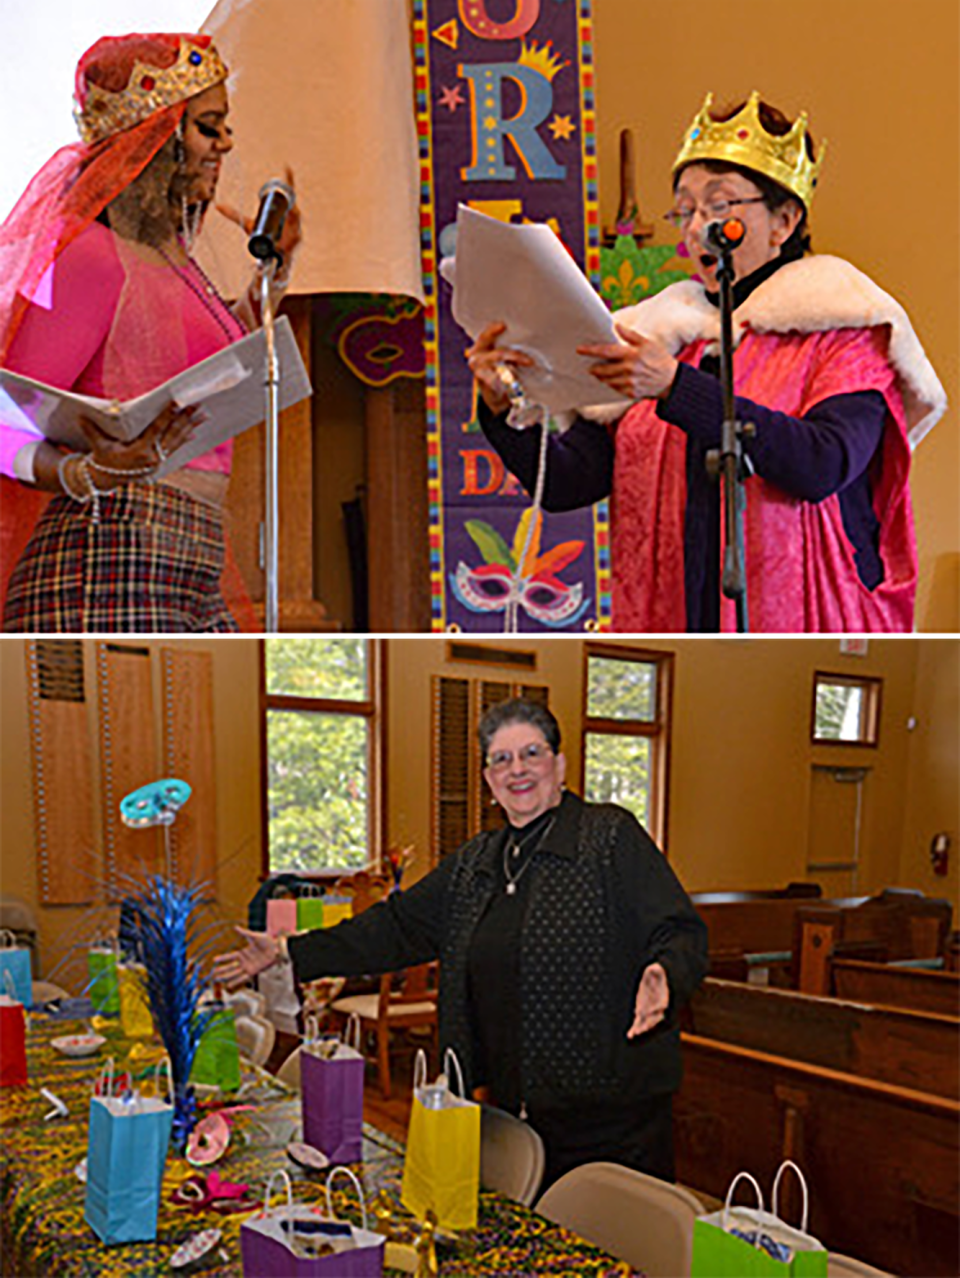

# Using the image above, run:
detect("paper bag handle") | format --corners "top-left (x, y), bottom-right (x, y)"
top-left (95, 1056), bottom-right (116, 1098)
top-left (325, 1166), bottom-right (368, 1233)
top-left (150, 1054), bottom-right (174, 1105)
top-left (771, 1159), bottom-right (809, 1234)
top-left (305, 1014), bottom-right (320, 1044)
top-left (263, 1167), bottom-right (295, 1217)
top-left (721, 1170), bottom-right (765, 1247)
top-left (0, 928), bottom-right (17, 950)
top-left (298, 884), bottom-right (324, 899)
top-left (443, 1047), bottom-right (467, 1099)
top-left (413, 1047), bottom-right (429, 1093)
top-left (344, 1011), bottom-right (362, 1053)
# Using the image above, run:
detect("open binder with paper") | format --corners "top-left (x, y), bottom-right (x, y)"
top-left (0, 314), bottom-right (312, 479)
top-left (448, 204), bottom-right (629, 415)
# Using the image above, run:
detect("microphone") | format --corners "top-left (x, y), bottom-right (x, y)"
top-left (702, 217), bottom-right (746, 255)
top-left (247, 179), bottom-right (296, 262)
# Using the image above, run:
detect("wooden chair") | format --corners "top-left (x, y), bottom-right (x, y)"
top-left (329, 962), bottom-right (438, 1099)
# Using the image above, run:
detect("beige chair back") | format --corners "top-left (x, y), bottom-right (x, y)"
top-left (480, 1105), bottom-right (545, 1206)
top-left (234, 1013), bottom-right (276, 1068)
top-left (535, 1161), bottom-right (704, 1278)
top-left (827, 1254), bottom-right (895, 1277)
top-left (275, 1045), bottom-right (303, 1091)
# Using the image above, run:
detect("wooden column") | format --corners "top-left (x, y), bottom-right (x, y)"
top-left (226, 296), bottom-right (335, 631)
top-left (365, 376), bottom-right (430, 632)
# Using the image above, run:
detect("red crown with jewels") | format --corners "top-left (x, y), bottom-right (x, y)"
top-left (74, 34), bottom-right (228, 146)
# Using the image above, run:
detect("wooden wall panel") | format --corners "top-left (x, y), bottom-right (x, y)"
top-left (160, 647), bottom-right (217, 892)
top-left (26, 641), bottom-right (95, 906)
top-left (96, 643), bottom-right (160, 896)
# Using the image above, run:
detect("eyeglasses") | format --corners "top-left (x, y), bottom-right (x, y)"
top-left (486, 743), bottom-right (554, 771)
top-left (664, 196), bottom-right (767, 231)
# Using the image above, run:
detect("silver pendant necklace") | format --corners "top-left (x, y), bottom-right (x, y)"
top-left (502, 814), bottom-right (557, 895)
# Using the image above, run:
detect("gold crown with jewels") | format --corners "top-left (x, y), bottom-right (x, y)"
top-left (673, 90), bottom-right (826, 209)
top-left (74, 37), bottom-right (228, 146)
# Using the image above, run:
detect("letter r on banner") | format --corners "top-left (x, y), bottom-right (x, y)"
top-left (459, 63), bottom-right (565, 181)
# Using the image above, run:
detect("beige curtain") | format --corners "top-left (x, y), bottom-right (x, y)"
top-left (199, 0), bottom-right (423, 301)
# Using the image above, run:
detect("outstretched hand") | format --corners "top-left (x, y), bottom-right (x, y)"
top-left (212, 927), bottom-right (282, 990)
top-left (628, 961), bottom-right (670, 1038)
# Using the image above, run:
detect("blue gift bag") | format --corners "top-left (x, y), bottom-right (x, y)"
top-left (0, 931), bottom-right (32, 1008)
top-left (84, 1058), bottom-right (173, 1245)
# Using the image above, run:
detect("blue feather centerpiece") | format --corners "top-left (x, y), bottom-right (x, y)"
top-left (124, 876), bottom-right (218, 1149)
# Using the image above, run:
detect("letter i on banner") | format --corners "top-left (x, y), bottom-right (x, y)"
top-left (414, 0), bottom-right (612, 632)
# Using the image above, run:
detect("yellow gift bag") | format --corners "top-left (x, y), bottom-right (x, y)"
top-left (118, 964), bottom-right (153, 1039)
top-left (400, 1048), bottom-right (479, 1232)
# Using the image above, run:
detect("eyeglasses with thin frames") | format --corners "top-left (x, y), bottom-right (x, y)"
top-left (663, 195), bottom-right (767, 231)
top-left (486, 742), bottom-right (554, 772)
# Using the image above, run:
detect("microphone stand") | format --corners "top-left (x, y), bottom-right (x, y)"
top-left (708, 244), bottom-right (752, 633)
top-left (260, 258), bottom-right (281, 634)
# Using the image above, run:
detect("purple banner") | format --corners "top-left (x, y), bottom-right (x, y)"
top-left (414, 0), bottom-right (611, 632)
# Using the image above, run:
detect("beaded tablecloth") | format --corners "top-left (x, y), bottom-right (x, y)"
top-left (0, 1017), bottom-right (638, 1277)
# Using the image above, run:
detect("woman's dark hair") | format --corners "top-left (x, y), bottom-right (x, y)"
top-left (674, 98), bottom-right (815, 256)
top-left (478, 698), bottom-right (561, 759)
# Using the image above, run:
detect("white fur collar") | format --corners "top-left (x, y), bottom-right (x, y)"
top-left (583, 255), bottom-right (946, 447)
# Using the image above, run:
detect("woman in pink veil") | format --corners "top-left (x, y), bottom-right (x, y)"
top-left (0, 32), bottom-right (297, 631)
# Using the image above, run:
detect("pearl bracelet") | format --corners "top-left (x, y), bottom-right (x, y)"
top-left (57, 453), bottom-right (94, 504)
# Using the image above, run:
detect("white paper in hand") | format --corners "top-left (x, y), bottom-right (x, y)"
top-left (450, 204), bottom-right (628, 412)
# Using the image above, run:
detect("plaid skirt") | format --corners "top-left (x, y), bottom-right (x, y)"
top-left (2, 482), bottom-right (239, 633)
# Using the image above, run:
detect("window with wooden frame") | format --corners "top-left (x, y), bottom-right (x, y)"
top-left (432, 675), bottom-right (550, 862)
top-left (811, 672), bottom-right (882, 746)
top-left (581, 644), bottom-right (673, 847)
top-left (261, 638), bottom-right (383, 877)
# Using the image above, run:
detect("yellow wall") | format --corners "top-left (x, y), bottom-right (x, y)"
top-left (590, 0), bottom-right (959, 629)
top-left (2, 636), bottom-right (956, 985)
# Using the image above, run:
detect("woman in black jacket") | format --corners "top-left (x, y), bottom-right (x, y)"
top-left (215, 698), bottom-right (707, 1190)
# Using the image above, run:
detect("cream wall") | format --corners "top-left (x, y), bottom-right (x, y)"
top-left (2, 636), bottom-right (956, 984)
top-left (387, 637), bottom-right (954, 898)
top-left (591, 0), bottom-right (959, 629)
top-left (900, 639), bottom-right (960, 906)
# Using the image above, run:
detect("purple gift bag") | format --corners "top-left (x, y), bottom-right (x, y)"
top-left (241, 1167), bottom-right (384, 1277)
top-left (301, 1014), bottom-right (364, 1165)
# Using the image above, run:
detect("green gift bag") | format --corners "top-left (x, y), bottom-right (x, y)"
top-left (88, 943), bottom-right (120, 1016)
top-left (691, 1163), bottom-right (827, 1278)
top-left (190, 1005), bottom-right (242, 1092)
top-left (296, 886), bottom-right (325, 931)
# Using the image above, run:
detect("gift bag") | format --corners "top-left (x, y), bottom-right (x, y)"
top-left (297, 886), bottom-right (326, 932)
top-left (118, 963), bottom-right (153, 1039)
top-left (190, 1004), bottom-right (242, 1092)
top-left (0, 994), bottom-right (27, 1087)
top-left (266, 895), bottom-right (299, 938)
top-left (241, 1166), bottom-right (384, 1277)
top-left (301, 1014), bottom-right (364, 1165)
top-left (320, 895), bottom-right (353, 928)
top-left (85, 1057), bottom-right (174, 1245)
top-left (400, 1048), bottom-right (479, 1232)
top-left (691, 1162), bottom-right (828, 1278)
top-left (87, 939), bottom-right (120, 1015)
top-left (0, 930), bottom-right (32, 1008)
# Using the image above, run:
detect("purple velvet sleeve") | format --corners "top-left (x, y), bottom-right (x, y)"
top-left (477, 399), bottom-right (614, 511)
top-left (655, 362), bottom-right (887, 501)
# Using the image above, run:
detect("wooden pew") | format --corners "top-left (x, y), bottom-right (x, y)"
top-left (683, 977), bottom-right (959, 1100)
top-left (795, 892), bottom-right (954, 995)
top-left (830, 957), bottom-right (960, 1017)
top-left (675, 1035), bottom-right (960, 1277)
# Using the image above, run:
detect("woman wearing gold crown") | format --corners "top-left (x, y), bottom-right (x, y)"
top-left (0, 32), bottom-right (300, 632)
top-left (470, 93), bottom-right (947, 632)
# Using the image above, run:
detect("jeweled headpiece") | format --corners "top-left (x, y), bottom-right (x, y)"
top-left (74, 34), bottom-right (228, 146)
top-left (673, 90), bottom-right (825, 209)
